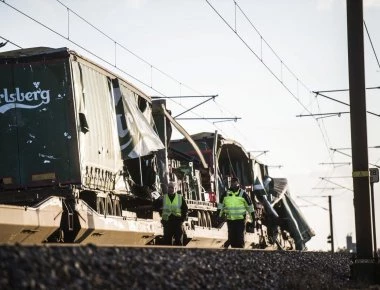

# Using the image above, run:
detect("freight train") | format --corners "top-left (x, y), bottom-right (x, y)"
top-left (0, 47), bottom-right (314, 249)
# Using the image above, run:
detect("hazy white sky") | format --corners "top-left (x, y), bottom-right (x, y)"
top-left (1, 0), bottom-right (380, 251)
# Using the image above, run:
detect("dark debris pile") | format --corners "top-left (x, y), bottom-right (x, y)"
top-left (0, 245), bottom-right (374, 289)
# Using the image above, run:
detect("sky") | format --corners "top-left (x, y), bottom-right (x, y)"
top-left (1, 0), bottom-right (380, 251)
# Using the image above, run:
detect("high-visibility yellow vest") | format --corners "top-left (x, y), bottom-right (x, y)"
top-left (162, 193), bottom-right (182, 221)
top-left (220, 189), bottom-right (254, 220)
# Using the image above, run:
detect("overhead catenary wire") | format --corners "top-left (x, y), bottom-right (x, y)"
top-left (0, 40), bottom-right (8, 48)
top-left (364, 20), bottom-right (380, 71)
top-left (0, 2), bottom-right (201, 124)
top-left (54, 0), bottom-right (205, 96)
top-left (296, 112), bottom-right (349, 118)
top-left (319, 176), bottom-right (351, 179)
top-left (206, 2), bottom-right (380, 200)
top-left (234, 1), bottom-right (311, 96)
top-left (205, 0), bottom-right (335, 169)
top-left (210, 0), bottom-right (349, 197)
top-left (0, 36), bottom-right (21, 49)
top-left (314, 86), bottom-right (380, 93)
top-left (313, 92), bottom-right (380, 117)
top-left (176, 117), bottom-right (241, 121)
top-left (205, 0), bottom-right (313, 115)
top-left (330, 148), bottom-right (380, 168)
top-left (0, 1), bottom-right (166, 96)
top-left (0, 1), bottom-right (235, 134)
top-left (296, 196), bottom-right (328, 211)
top-left (174, 95), bottom-right (217, 118)
top-left (320, 177), bottom-right (353, 192)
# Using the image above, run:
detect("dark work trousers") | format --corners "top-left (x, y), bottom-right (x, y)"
top-left (227, 219), bottom-right (246, 248)
top-left (162, 219), bottom-right (184, 246)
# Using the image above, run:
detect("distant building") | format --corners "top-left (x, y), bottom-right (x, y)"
top-left (346, 234), bottom-right (356, 253)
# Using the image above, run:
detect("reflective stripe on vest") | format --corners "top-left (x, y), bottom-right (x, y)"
top-left (162, 193), bottom-right (182, 221)
top-left (221, 189), bottom-right (252, 220)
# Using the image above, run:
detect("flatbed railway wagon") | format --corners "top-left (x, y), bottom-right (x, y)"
top-left (166, 129), bottom-right (315, 250)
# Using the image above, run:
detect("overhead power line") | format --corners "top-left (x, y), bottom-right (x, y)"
top-left (319, 162), bottom-right (351, 166)
top-left (314, 86), bottom-right (380, 93)
top-left (312, 187), bottom-right (341, 190)
top-left (174, 95), bottom-right (217, 118)
top-left (205, 0), bottom-right (335, 167)
top-left (0, 36), bottom-right (22, 49)
top-left (319, 176), bottom-right (351, 179)
top-left (320, 177), bottom-right (353, 192)
top-left (330, 148), bottom-right (380, 169)
top-left (313, 92), bottom-right (380, 117)
top-left (331, 145), bottom-right (380, 150)
top-left (0, 1), bottom-right (163, 95)
top-left (205, 0), bottom-right (312, 114)
top-left (54, 0), bottom-right (202, 96)
top-left (0, 40), bottom-right (9, 48)
top-left (0, 1), bottom-right (237, 133)
top-left (296, 196), bottom-right (328, 211)
top-left (152, 95), bottom-right (218, 99)
top-left (176, 117), bottom-right (240, 121)
top-left (296, 112), bottom-right (349, 118)
top-left (364, 20), bottom-right (380, 71)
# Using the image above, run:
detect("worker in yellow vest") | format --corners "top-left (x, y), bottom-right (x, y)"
top-left (218, 177), bottom-right (255, 248)
top-left (161, 181), bottom-right (188, 246)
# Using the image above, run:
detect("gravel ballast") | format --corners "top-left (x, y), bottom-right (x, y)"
top-left (0, 245), bottom-right (377, 289)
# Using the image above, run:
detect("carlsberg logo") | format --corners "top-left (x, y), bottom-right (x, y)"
top-left (0, 82), bottom-right (51, 114)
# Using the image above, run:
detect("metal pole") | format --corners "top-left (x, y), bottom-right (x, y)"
top-left (370, 182), bottom-right (378, 260)
top-left (346, 0), bottom-right (373, 259)
top-left (139, 156), bottom-right (143, 186)
top-left (329, 195), bottom-right (334, 253)
top-left (213, 130), bottom-right (219, 202)
top-left (346, 0), bottom-right (378, 283)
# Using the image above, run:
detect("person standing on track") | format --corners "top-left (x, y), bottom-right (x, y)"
top-left (161, 181), bottom-right (188, 246)
top-left (218, 177), bottom-right (255, 248)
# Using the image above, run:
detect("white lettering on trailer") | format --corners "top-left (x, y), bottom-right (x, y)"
top-left (0, 83), bottom-right (51, 114)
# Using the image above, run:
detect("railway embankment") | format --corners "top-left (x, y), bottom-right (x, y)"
top-left (0, 245), bottom-right (376, 289)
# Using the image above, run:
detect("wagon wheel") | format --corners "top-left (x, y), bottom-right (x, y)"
top-left (197, 211), bottom-right (202, 226)
top-left (200, 211), bottom-right (207, 228)
top-left (205, 211), bottom-right (212, 228)
top-left (113, 198), bottom-right (122, 216)
top-left (105, 195), bottom-right (113, 216)
top-left (272, 227), bottom-right (285, 250)
top-left (96, 197), bottom-right (105, 214)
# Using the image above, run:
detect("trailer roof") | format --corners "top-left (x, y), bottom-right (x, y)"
top-left (0, 47), bottom-right (69, 60)
top-left (0, 46), bottom-right (151, 102)
top-left (171, 131), bottom-right (264, 162)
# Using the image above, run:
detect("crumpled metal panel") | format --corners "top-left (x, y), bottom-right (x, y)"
top-left (71, 61), bottom-right (123, 188)
top-left (113, 79), bottom-right (164, 159)
top-left (272, 178), bottom-right (316, 245)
